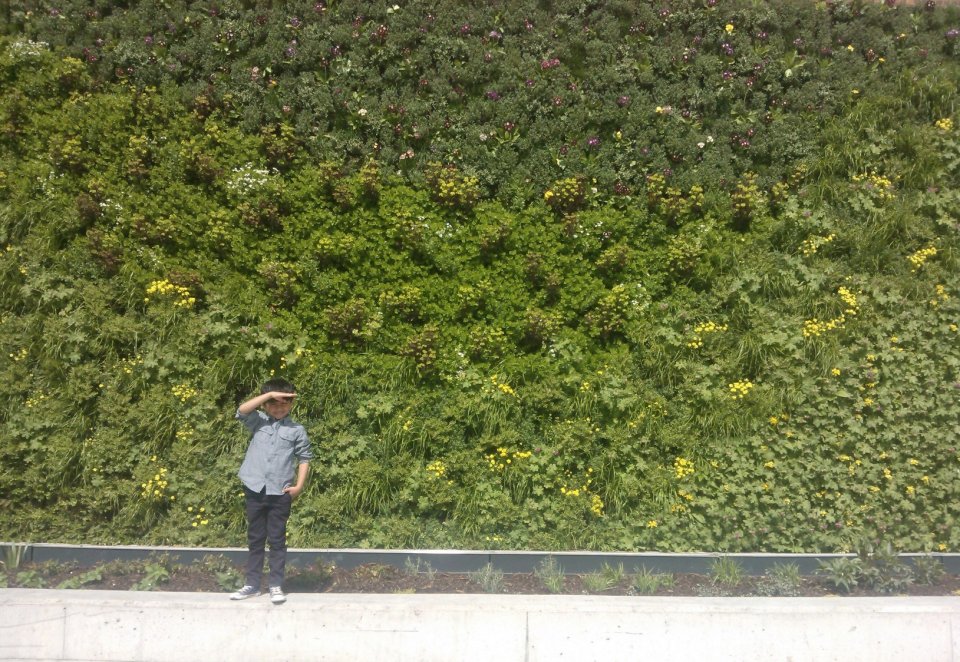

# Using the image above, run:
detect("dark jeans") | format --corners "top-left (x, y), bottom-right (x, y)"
top-left (243, 486), bottom-right (292, 589)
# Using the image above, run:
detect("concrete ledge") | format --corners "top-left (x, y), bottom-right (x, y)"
top-left (7, 542), bottom-right (960, 575)
top-left (1, 589), bottom-right (958, 662)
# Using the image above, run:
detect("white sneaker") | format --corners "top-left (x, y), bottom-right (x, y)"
top-left (269, 586), bottom-right (287, 604)
top-left (230, 585), bottom-right (260, 600)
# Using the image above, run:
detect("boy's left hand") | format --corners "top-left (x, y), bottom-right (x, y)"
top-left (283, 485), bottom-right (303, 498)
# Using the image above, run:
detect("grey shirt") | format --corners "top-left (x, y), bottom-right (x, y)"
top-left (236, 409), bottom-right (314, 495)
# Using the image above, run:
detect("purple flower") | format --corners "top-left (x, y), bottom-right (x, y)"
top-left (288, 16), bottom-right (301, 28)
top-left (586, 136), bottom-right (600, 149)
top-left (617, 95), bottom-right (630, 107)
top-left (486, 90), bottom-right (501, 101)
top-left (488, 30), bottom-right (503, 41)
top-left (947, 28), bottom-right (960, 41)
top-left (722, 70), bottom-right (734, 80)
top-left (525, 78), bottom-right (535, 87)
top-left (459, 23), bottom-right (471, 36)
top-left (144, 35), bottom-right (154, 45)
top-left (721, 42), bottom-right (734, 56)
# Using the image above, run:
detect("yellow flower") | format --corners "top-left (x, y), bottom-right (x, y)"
top-left (831, 368), bottom-right (841, 376)
top-left (725, 23), bottom-right (734, 33)
top-left (646, 520), bottom-right (658, 528)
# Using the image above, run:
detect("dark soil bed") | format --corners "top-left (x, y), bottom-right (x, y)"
top-left (6, 559), bottom-right (960, 598)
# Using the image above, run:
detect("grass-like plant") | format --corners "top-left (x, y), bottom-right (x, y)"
top-left (2, 544), bottom-right (28, 572)
top-left (630, 566), bottom-right (674, 596)
top-left (581, 563), bottom-right (625, 593)
top-left (402, 557), bottom-right (437, 581)
top-left (710, 556), bottom-right (745, 588)
top-left (468, 563), bottom-right (504, 594)
top-left (535, 556), bottom-right (565, 594)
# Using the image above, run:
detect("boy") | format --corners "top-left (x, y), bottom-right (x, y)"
top-left (230, 378), bottom-right (313, 604)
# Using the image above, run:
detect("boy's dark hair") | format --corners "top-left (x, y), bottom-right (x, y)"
top-left (261, 378), bottom-right (296, 394)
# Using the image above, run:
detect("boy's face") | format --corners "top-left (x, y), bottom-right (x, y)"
top-left (264, 394), bottom-right (295, 419)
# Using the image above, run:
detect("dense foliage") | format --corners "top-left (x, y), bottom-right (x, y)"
top-left (1, 0), bottom-right (959, 553)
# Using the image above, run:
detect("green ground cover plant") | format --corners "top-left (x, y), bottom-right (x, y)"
top-left (0, 1), bottom-right (959, 554)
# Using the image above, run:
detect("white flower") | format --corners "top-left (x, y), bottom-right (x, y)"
top-left (357, 108), bottom-right (368, 116)
top-left (226, 163), bottom-right (273, 195)
top-left (9, 39), bottom-right (49, 58)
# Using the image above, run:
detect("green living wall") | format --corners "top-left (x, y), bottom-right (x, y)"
top-left (1, 0), bottom-right (959, 552)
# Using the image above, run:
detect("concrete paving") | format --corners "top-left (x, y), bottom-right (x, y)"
top-left (2, 588), bottom-right (958, 662)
